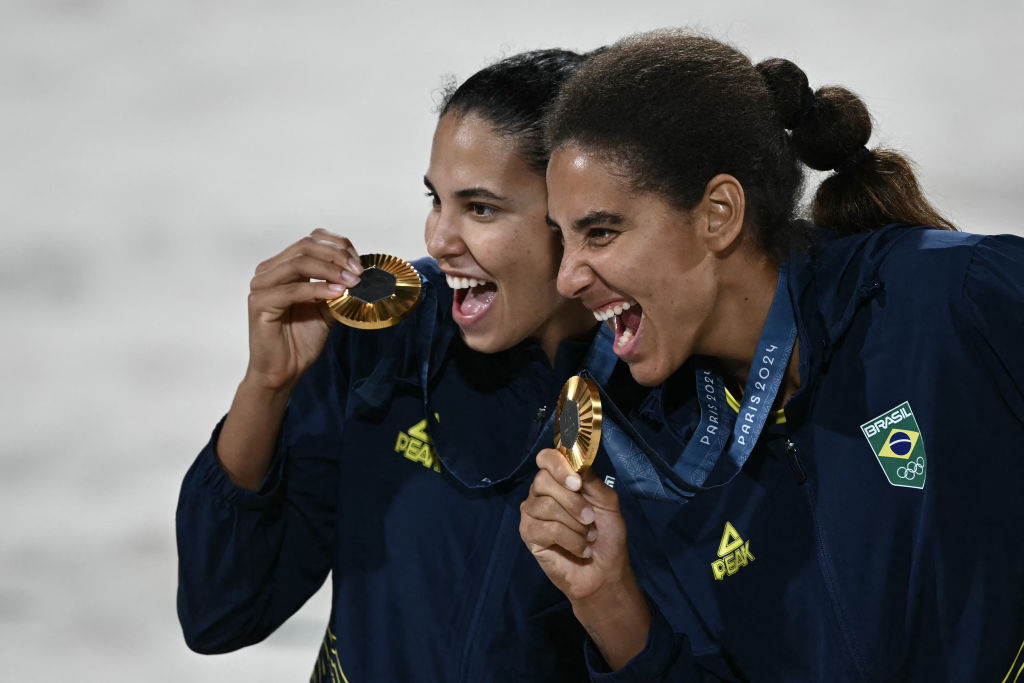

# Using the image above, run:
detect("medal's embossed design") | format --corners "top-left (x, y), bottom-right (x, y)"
top-left (554, 376), bottom-right (602, 472)
top-left (559, 399), bottom-right (580, 448)
top-left (327, 253), bottom-right (422, 329)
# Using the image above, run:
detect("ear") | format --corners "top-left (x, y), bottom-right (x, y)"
top-left (697, 174), bottom-right (745, 255)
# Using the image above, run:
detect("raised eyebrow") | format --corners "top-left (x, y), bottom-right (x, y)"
top-left (572, 210), bottom-right (624, 233)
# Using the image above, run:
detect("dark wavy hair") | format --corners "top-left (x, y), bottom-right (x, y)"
top-left (439, 49), bottom-right (589, 174)
top-left (545, 30), bottom-right (955, 259)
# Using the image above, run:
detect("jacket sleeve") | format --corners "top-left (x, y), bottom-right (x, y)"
top-left (962, 234), bottom-right (1024, 422)
top-left (586, 597), bottom-right (726, 682)
top-left (175, 345), bottom-right (346, 654)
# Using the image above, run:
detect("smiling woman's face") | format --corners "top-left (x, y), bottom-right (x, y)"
top-left (546, 146), bottom-right (719, 386)
top-left (425, 112), bottom-right (587, 355)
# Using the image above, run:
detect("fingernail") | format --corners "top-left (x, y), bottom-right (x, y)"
top-left (348, 258), bottom-right (363, 273)
top-left (565, 474), bottom-right (581, 491)
top-left (340, 272), bottom-right (360, 287)
top-left (582, 546), bottom-right (592, 558)
top-left (327, 283), bottom-right (346, 293)
top-left (580, 507), bottom-right (595, 524)
top-left (586, 528), bottom-right (598, 542)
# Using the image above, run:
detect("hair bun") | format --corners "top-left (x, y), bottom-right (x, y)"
top-left (791, 86), bottom-right (872, 171)
top-left (755, 58), bottom-right (812, 131)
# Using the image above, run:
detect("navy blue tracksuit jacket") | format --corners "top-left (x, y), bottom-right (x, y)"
top-left (589, 226), bottom-right (1024, 681)
top-left (176, 259), bottom-right (611, 681)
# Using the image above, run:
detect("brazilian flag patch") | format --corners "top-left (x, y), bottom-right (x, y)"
top-left (859, 401), bottom-right (927, 489)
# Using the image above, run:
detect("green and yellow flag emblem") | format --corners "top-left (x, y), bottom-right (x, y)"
top-left (859, 401), bottom-right (927, 489)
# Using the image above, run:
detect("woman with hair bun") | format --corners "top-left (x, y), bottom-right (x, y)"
top-left (520, 30), bottom-right (1024, 680)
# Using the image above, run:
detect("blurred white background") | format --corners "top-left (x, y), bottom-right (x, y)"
top-left (1, 0), bottom-right (1021, 679)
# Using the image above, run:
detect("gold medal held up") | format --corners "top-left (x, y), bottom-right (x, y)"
top-left (554, 376), bottom-right (602, 472)
top-left (327, 253), bottom-right (422, 330)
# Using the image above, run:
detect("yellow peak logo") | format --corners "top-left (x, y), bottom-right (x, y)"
top-left (395, 415), bottom-right (441, 472)
top-left (711, 521), bottom-right (755, 581)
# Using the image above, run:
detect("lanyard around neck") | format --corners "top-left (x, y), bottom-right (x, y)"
top-left (590, 264), bottom-right (798, 503)
top-left (678, 263), bottom-right (798, 487)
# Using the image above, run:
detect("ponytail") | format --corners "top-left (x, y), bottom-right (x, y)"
top-left (757, 58), bottom-right (956, 234)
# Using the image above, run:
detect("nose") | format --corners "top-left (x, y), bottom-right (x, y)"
top-left (424, 208), bottom-right (464, 262)
top-left (556, 244), bottom-right (594, 300)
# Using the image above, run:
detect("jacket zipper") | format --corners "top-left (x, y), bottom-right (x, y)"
top-left (785, 437), bottom-right (807, 485)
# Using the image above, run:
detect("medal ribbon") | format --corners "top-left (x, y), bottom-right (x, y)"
top-left (588, 264), bottom-right (798, 502)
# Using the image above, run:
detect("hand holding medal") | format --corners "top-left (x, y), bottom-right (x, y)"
top-left (554, 376), bottom-right (603, 472)
top-left (523, 374), bottom-right (642, 661)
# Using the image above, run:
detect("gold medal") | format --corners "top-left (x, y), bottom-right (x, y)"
top-left (554, 376), bottom-right (602, 472)
top-left (327, 253), bottom-right (422, 330)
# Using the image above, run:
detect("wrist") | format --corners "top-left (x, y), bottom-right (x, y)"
top-left (571, 574), bottom-right (648, 628)
top-left (217, 375), bottom-right (293, 491)
top-left (571, 576), bottom-right (651, 671)
top-left (239, 368), bottom-right (298, 400)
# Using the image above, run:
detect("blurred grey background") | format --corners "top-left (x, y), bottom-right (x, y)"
top-left (1, 0), bottom-right (1021, 679)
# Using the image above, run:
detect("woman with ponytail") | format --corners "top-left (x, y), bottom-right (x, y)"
top-left (519, 30), bottom-right (1024, 680)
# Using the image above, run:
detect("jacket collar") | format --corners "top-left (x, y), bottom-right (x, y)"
top-left (357, 258), bottom-right (598, 489)
top-left (350, 259), bottom-right (456, 410)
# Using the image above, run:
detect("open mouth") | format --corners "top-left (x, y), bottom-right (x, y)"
top-left (593, 301), bottom-right (642, 354)
top-left (447, 274), bottom-right (498, 323)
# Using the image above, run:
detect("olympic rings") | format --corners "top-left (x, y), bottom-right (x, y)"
top-left (896, 456), bottom-right (926, 480)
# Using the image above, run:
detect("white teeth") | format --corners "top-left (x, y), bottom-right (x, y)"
top-left (616, 328), bottom-right (634, 347)
top-left (593, 302), bottom-right (635, 321)
top-left (446, 275), bottom-right (491, 290)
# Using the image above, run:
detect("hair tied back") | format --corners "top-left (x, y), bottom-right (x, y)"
top-left (754, 58), bottom-right (812, 131)
top-left (793, 86), bottom-right (816, 131)
top-left (833, 146), bottom-right (872, 175)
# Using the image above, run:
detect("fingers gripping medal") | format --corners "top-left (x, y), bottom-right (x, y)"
top-left (327, 253), bottom-right (422, 330)
top-left (554, 376), bottom-right (603, 472)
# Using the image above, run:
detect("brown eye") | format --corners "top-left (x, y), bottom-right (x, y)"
top-left (470, 203), bottom-right (495, 218)
top-left (587, 228), bottom-right (616, 245)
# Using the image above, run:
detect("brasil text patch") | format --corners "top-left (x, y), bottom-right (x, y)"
top-left (860, 401), bottom-right (927, 489)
